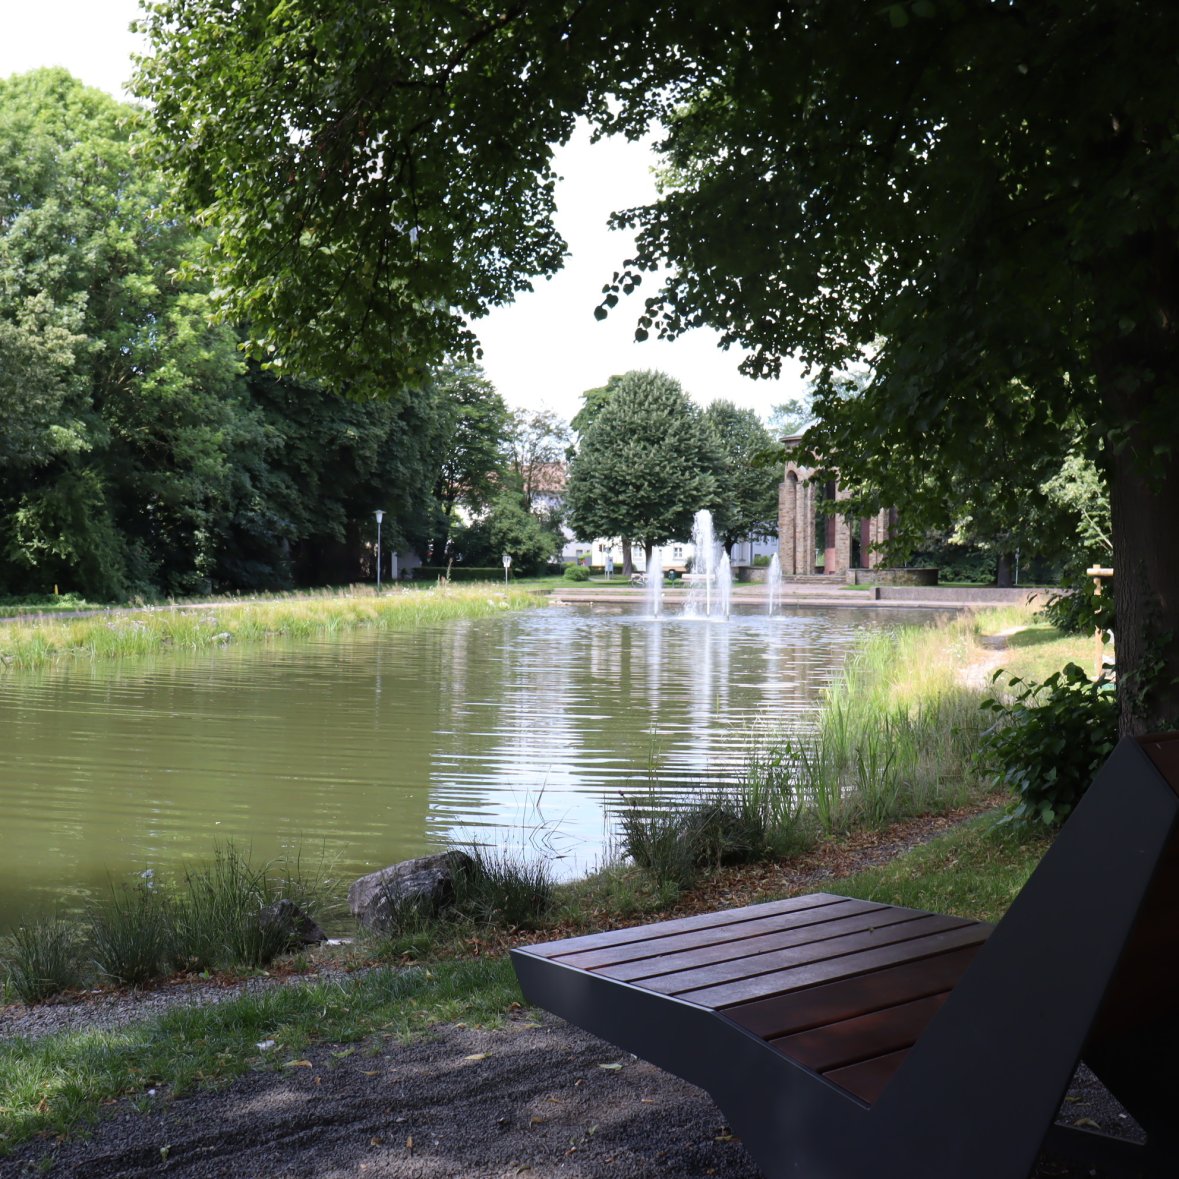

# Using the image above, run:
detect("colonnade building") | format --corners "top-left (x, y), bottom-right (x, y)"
top-left (777, 438), bottom-right (895, 576)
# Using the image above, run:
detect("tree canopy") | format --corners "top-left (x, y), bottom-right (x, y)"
top-left (702, 401), bottom-right (779, 555)
top-left (565, 370), bottom-right (717, 573)
top-left (135, 2), bottom-right (1179, 731)
top-left (0, 69), bottom-right (451, 598)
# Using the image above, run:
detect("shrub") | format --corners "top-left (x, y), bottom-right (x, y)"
top-left (679, 799), bottom-right (769, 869)
top-left (979, 662), bottom-right (1118, 829)
top-left (2, 917), bottom-right (83, 1003)
top-left (413, 565), bottom-right (504, 582)
top-left (1040, 573), bottom-right (1116, 637)
top-left (563, 564), bottom-right (591, 582)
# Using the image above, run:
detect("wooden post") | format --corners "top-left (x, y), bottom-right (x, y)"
top-left (1086, 565), bottom-right (1114, 679)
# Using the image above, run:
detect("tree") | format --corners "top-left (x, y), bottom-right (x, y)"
top-left (136, 3), bottom-right (1179, 732)
top-left (571, 375), bottom-right (626, 441)
top-left (429, 362), bottom-right (511, 556)
top-left (702, 401), bottom-right (779, 556)
top-left (0, 70), bottom-right (451, 599)
top-left (0, 69), bottom-right (248, 598)
top-left (565, 370), bottom-right (717, 575)
top-left (767, 395), bottom-right (814, 441)
top-left (506, 408), bottom-right (570, 513)
top-left (451, 489), bottom-right (561, 575)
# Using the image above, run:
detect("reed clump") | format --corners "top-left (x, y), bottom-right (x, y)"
top-left (2, 845), bottom-right (337, 1000)
top-left (0, 585), bottom-right (539, 672)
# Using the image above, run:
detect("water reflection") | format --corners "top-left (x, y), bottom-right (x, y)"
top-left (0, 604), bottom-right (942, 923)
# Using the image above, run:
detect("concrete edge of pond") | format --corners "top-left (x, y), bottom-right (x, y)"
top-left (549, 586), bottom-right (1052, 610)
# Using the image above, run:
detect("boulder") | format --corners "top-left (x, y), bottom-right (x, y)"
top-left (257, 898), bottom-right (327, 946)
top-left (349, 851), bottom-right (475, 931)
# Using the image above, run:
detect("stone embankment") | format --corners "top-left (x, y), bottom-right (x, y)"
top-left (552, 582), bottom-right (1051, 611)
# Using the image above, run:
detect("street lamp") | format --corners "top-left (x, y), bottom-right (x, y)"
top-left (374, 509), bottom-right (385, 590)
top-left (502, 552), bottom-right (512, 585)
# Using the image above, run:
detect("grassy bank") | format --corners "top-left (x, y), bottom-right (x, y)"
top-left (0, 584), bottom-right (540, 672)
top-left (0, 819), bottom-right (1047, 1152)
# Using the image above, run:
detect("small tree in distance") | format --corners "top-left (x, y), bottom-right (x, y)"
top-left (566, 370), bottom-right (717, 576)
top-left (703, 400), bottom-right (779, 556)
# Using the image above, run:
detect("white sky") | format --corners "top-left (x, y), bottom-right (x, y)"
top-left (2, 0), bottom-right (809, 425)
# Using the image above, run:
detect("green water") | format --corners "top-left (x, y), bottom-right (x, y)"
top-left (0, 604), bottom-right (938, 925)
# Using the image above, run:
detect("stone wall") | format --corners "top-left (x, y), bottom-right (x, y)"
top-left (848, 567), bottom-right (939, 587)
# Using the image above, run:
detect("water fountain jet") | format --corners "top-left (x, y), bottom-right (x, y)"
top-left (767, 553), bottom-right (782, 616)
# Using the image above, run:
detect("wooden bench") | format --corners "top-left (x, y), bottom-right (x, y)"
top-left (512, 734), bottom-right (1179, 1178)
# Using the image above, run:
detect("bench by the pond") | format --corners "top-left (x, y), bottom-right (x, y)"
top-left (512, 733), bottom-right (1179, 1178)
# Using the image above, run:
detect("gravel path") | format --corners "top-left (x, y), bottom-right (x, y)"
top-left (1, 1009), bottom-right (1143, 1179)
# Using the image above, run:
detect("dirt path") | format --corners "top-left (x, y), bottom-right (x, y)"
top-left (3, 1012), bottom-right (1139, 1179)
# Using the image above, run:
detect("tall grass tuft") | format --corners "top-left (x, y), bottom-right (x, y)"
top-left (619, 790), bottom-right (775, 892)
top-left (619, 801), bottom-right (700, 891)
top-left (170, 843), bottom-right (336, 971)
top-left (452, 845), bottom-right (555, 930)
top-left (2, 917), bottom-right (83, 1003)
top-left (89, 880), bottom-right (174, 986)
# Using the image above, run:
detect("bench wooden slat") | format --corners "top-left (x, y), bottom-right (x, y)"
top-left (521, 893), bottom-right (846, 959)
top-left (555, 897), bottom-right (885, 970)
top-left (723, 943), bottom-right (985, 1039)
top-left (678, 922), bottom-right (990, 1008)
top-left (640, 914), bottom-right (974, 998)
top-left (598, 907), bottom-right (931, 982)
top-left (769, 991), bottom-right (951, 1073)
top-left (822, 1047), bottom-right (911, 1104)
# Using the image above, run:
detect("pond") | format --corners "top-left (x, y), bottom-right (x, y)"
top-left (0, 603), bottom-right (944, 926)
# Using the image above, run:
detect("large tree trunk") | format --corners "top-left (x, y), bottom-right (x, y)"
top-left (1108, 438), bottom-right (1179, 735)
top-left (1094, 229), bottom-right (1179, 735)
top-left (996, 552), bottom-right (1014, 588)
top-left (621, 538), bottom-right (634, 577)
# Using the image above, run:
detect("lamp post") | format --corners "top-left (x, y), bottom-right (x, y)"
top-left (374, 509), bottom-right (385, 590)
top-left (502, 552), bottom-right (512, 585)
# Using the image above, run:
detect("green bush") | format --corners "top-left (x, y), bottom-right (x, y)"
top-left (620, 794), bottom-right (771, 889)
top-left (562, 564), bottom-right (591, 582)
top-left (979, 662), bottom-right (1118, 829)
top-left (1040, 573), bottom-right (1116, 636)
top-left (619, 804), bottom-right (699, 891)
top-left (413, 565), bottom-right (505, 582)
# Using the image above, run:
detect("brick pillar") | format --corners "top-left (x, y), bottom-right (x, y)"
top-left (831, 506), bottom-right (853, 575)
top-left (873, 509), bottom-right (890, 568)
top-left (799, 479), bottom-right (810, 573)
top-left (778, 475), bottom-right (797, 574)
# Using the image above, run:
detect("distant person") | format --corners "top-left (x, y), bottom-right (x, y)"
top-left (604, 552), bottom-right (614, 580)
